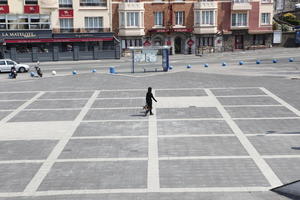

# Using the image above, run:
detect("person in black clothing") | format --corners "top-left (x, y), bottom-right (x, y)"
top-left (145, 87), bottom-right (157, 116)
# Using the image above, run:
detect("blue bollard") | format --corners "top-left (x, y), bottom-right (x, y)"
top-left (289, 58), bottom-right (294, 62)
top-left (239, 61), bottom-right (244, 65)
top-left (30, 72), bottom-right (35, 77)
top-left (273, 59), bottom-right (277, 63)
top-left (186, 64), bottom-right (192, 69)
top-left (109, 67), bottom-right (116, 74)
top-left (256, 60), bottom-right (261, 64)
top-left (222, 62), bottom-right (227, 67)
top-left (204, 63), bottom-right (209, 68)
top-left (169, 66), bottom-right (173, 70)
top-left (72, 70), bottom-right (77, 75)
top-left (92, 69), bottom-right (96, 73)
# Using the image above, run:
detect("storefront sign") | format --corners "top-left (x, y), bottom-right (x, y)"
top-left (0, 5), bottom-right (9, 14)
top-left (187, 39), bottom-right (194, 47)
top-left (59, 9), bottom-right (74, 18)
top-left (24, 5), bottom-right (40, 14)
top-left (149, 28), bottom-right (193, 33)
top-left (0, 30), bottom-right (52, 39)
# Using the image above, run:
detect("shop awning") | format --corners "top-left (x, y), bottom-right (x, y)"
top-left (4, 37), bottom-right (114, 43)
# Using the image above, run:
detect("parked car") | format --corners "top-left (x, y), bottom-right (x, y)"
top-left (0, 59), bottom-right (30, 73)
top-left (296, 3), bottom-right (300, 9)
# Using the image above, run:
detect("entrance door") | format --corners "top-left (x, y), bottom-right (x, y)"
top-left (174, 37), bottom-right (182, 54)
top-left (235, 35), bottom-right (244, 49)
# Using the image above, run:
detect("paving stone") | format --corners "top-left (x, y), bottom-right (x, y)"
top-left (234, 119), bottom-right (300, 134)
top-left (157, 120), bottom-right (233, 135)
top-left (38, 161), bottom-right (147, 190)
top-left (266, 158), bottom-right (300, 184)
top-left (0, 163), bottom-right (41, 192)
top-left (225, 106), bottom-right (297, 118)
top-left (217, 96), bottom-right (280, 106)
top-left (0, 140), bottom-right (57, 160)
top-left (0, 101), bottom-right (26, 110)
top-left (157, 107), bottom-right (222, 119)
top-left (160, 159), bottom-right (270, 187)
top-left (59, 138), bottom-right (148, 159)
top-left (84, 108), bottom-right (145, 120)
top-left (98, 90), bottom-right (145, 98)
top-left (0, 111), bottom-right (11, 120)
top-left (210, 88), bottom-right (266, 96)
top-left (0, 192), bottom-right (290, 200)
top-left (155, 89), bottom-right (207, 97)
top-left (0, 93), bottom-right (38, 100)
top-left (91, 99), bottom-right (144, 108)
top-left (248, 136), bottom-right (300, 155)
top-left (9, 110), bottom-right (81, 122)
top-left (73, 121), bottom-right (148, 137)
top-left (39, 92), bottom-right (93, 99)
top-left (26, 100), bottom-right (87, 109)
top-left (158, 137), bottom-right (248, 157)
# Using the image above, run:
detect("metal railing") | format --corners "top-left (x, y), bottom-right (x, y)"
top-left (52, 27), bottom-right (111, 33)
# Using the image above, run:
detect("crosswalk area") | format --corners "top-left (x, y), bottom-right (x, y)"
top-left (0, 87), bottom-right (299, 199)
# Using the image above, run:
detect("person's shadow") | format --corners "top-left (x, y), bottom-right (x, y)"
top-left (291, 147), bottom-right (300, 150)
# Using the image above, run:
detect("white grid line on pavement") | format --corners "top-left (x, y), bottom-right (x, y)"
top-left (232, 117), bottom-right (300, 120)
top-left (205, 89), bottom-right (282, 188)
top-left (223, 105), bottom-right (283, 108)
top-left (0, 92), bottom-right (45, 125)
top-left (158, 134), bottom-right (236, 138)
top-left (24, 108), bottom-right (83, 111)
top-left (35, 98), bottom-right (90, 101)
top-left (147, 89), bottom-right (160, 192)
top-left (0, 109), bottom-right (15, 111)
top-left (0, 100), bottom-right (27, 102)
top-left (159, 156), bottom-right (251, 160)
top-left (215, 95), bottom-right (269, 98)
top-left (81, 118), bottom-right (225, 123)
top-left (246, 134), bottom-right (300, 137)
top-left (96, 97), bottom-right (144, 100)
top-left (71, 136), bottom-right (148, 139)
top-left (1, 154), bottom-right (300, 165)
top-left (89, 107), bottom-right (141, 110)
top-left (157, 118), bottom-right (225, 121)
top-left (5, 187), bottom-right (271, 198)
top-left (82, 119), bottom-right (149, 122)
top-left (260, 87), bottom-right (300, 117)
top-left (23, 90), bottom-right (101, 195)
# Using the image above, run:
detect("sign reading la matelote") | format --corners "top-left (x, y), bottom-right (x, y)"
top-left (0, 30), bottom-right (52, 39)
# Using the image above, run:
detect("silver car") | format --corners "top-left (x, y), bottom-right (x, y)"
top-left (0, 59), bottom-right (30, 73)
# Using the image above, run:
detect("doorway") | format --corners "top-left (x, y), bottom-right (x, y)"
top-left (235, 35), bottom-right (244, 49)
top-left (174, 37), bottom-right (182, 54)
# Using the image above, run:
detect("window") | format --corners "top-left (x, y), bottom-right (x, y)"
top-left (120, 12), bottom-right (125, 27)
top-left (0, 61), bottom-right (5, 65)
top-left (253, 35), bottom-right (265, 45)
top-left (199, 37), bottom-right (214, 47)
top-left (175, 11), bottom-right (184, 25)
top-left (0, 15), bottom-right (6, 29)
top-left (261, 13), bottom-right (270, 25)
top-left (59, 0), bottom-right (72, 8)
top-left (3, 14), bottom-right (50, 30)
top-left (25, 0), bottom-right (38, 4)
top-left (0, 0), bottom-right (7, 4)
top-left (201, 10), bottom-right (214, 25)
top-left (124, 0), bottom-right (139, 2)
top-left (60, 18), bottom-right (73, 32)
top-left (80, 0), bottom-right (106, 6)
top-left (261, 0), bottom-right (271, 3)
top-left (126, 12), bottom-right (139, 27)
top-left (85, 17), bottom-right (103, 32)
top-left (195, 11), bottom-right (200, 26)
top-left (154, 12), bottom-right (163, 26)
top-left (232, 13), bottom-right (247, 26)
top-left (121, 39), bottom-right (142, 49)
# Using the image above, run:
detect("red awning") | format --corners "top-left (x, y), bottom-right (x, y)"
top-left (4, 37), bottom-right (114, 43)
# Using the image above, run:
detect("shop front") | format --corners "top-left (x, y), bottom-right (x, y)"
top-left (0, 30), bottom-right (120, 62)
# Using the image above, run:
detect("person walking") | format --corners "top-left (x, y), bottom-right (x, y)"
top-left (145, 87), bottom-right (157, 116)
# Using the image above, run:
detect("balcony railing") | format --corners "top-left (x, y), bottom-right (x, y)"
top-left (80, 2), bottom-right (107, 6)
top-left (59, 3), bottom-right (73, 8)
top-left (52, 28), bottom-right (111, 33)
top-left (194, 1), bottom-right (218, 9)
top-left (231, 0), bottom-right (252, 10)
top-left (119, 2), bottom-right (144, 11)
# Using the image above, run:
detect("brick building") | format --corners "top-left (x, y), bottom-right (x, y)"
top-left (112, 0), bottom-right (274, 55)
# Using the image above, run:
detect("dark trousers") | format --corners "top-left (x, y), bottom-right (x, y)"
top-left (145, 102), bottom-right (153, 115)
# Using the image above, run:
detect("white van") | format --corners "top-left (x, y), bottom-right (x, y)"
top-left (0, 59), bottom-right (30, 73)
